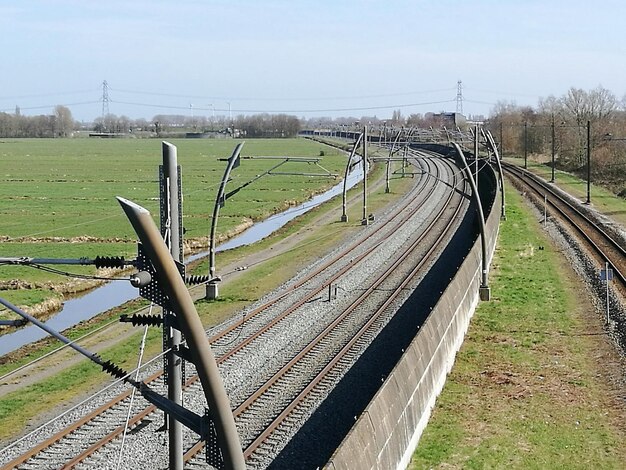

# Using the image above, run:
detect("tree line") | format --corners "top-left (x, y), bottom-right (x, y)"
top-left (0, 105), bottom-right (74, 137)
top-left (485, 86), bottom-right (626, 195)
top-left (0, 107), bottom-right (302, 138)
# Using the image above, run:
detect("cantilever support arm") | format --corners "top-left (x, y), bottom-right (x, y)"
top-left (117, 197), bottom-right (246, 470)
top-left (0, 297), bottom-right (107, 364)
top-left (452, 143), bottom-right (490, 299)
top-left (210, 143), bottom-right (245, 280)
top-left (483, 129), bottom-right (506, 220)
top-left (340, 132), bottom-right (364, 222)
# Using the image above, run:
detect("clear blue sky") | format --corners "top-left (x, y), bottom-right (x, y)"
top-left (1, 0), bottom-right (624, 122)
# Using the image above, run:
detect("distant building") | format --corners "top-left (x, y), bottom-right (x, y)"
top-left (425, 112), bottom-right (467, 129)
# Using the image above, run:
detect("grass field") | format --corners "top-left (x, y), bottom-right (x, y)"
top-left (0, 137), bottom-right (348, 308)
top-left (0, 138), bottom-right (345, 239)
top-left (409, 182), bottom-right (626, 469)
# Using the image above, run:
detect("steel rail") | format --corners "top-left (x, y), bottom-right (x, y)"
top-left (503, 162), bottom-right (626, 289)
top-left (241, 158), bottom-right (466, 462)
top-left (183, 157), bottom-right (466, 464)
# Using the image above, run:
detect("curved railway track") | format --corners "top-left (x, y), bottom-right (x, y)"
top-left (187, 155), bottom-right (467, 468)
top-left (1, 152), bottom-right (469, 470)
top-left (502, 162), bottom-right (626, 296)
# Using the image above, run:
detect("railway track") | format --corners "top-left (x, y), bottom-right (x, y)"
top-left (1, 152), bottom-right (469, 470)
top-left (502, 162), bottom-right (626, 296)
top-left (187, 155), bottom-right (467, 468)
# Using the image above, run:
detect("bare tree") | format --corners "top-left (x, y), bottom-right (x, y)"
top-left (54, 105), bottom-right (73, 137)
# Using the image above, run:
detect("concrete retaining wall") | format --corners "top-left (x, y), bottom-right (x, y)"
top-left (325, 163), bottom-right (501, 470)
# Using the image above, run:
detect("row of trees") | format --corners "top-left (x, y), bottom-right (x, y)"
top-left (0, 105), bottom-right (74, 137)
top-left (234, 113), bottom-right (300, 138)
top-left (0, 109), bottom-right (302, 138)
top-left (93, 113), bottom-right (302, 137)
top-left (486, 86), bottom-right (626, 193)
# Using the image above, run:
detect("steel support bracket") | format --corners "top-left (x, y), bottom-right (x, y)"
top-left (136, 243), bottom-right (185, 310)
top-left (173, 344), bottom-right (195, 364)
top-left (140, 384), bottom-right (209, 438)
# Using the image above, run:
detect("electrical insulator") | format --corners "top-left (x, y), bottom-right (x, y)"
top-left (94, 256), bottom-right (126, 269)
top-left (101, 359), bottom-right (129, 380)
top-left (185, 275), bottom-right (211, 285)
top-left (120, 313), bottom-right (163, 327)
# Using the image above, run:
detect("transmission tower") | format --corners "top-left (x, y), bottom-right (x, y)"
top-left (101, 80), bottom-right (110, 120)
top-left (456, 80), bottom-right (463, 115)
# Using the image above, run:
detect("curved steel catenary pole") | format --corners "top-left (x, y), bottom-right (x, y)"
top-left (340, 132), bottom-right (364, 222)
top-left (452, 143), bottom-right (490, 300)
top-left (117, 197), bottom-right (246, 470)
top-left (385, 128), bottom-right (403, 193)
top-left (484, 130), bottom-right (506, 220)
top-left (362, 125), bottom-right (368, 225)
top-left (207, 142), bottom-right (244, 299)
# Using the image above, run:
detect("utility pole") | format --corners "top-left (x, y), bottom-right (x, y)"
top-left (500, 122), bottom-right (504, 158)
top-left (586, 120), bottom-right (591, 204)
top-left (341, 132), bottom-right (364, 222)
top-left (452, 143), bottom-right (490, 301)
top-left (207, 143), bottom-right (244, 299)
top-left (484, 129), bottom-right (506, 220)
top-left (473, 124), bottom-right (479, 192)
top-left (362, 125), bottom-right (368, 225)
top-left (551, 115), bottom-right (556, 182)
top-left (524, 121), bottom-right (528, 170)
top-left (118, 198), bottom-right (245, 470)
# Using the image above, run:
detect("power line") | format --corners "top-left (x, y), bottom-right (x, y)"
top-left (463, 86), bottom-right (541, 99)
top-left (109, 86), bottom-right (458, 103)
top-left (464, 98), bottom-right (498, 106)
top-left (112, 99), bottom-right (457, 115)
top-left (0, 89), bottom-right (99, 102)
top-left (0, 101), bottom-right (100, 113)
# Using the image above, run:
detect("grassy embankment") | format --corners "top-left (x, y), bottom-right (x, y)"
top-left (0, 140), bottom-right (415, 442)
top-left (410, 182), bottom-right (626, 469)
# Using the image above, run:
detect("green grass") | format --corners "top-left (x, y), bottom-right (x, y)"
top-left (0, 138), bottom-right (345, 239)
top-left (0, 137), bottom-right (347, 307)
top-left (409, 184), bottom-right (626, 469)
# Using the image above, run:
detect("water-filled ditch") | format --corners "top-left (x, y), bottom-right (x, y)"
top-left (0, 165), bottom-right (364, 356)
